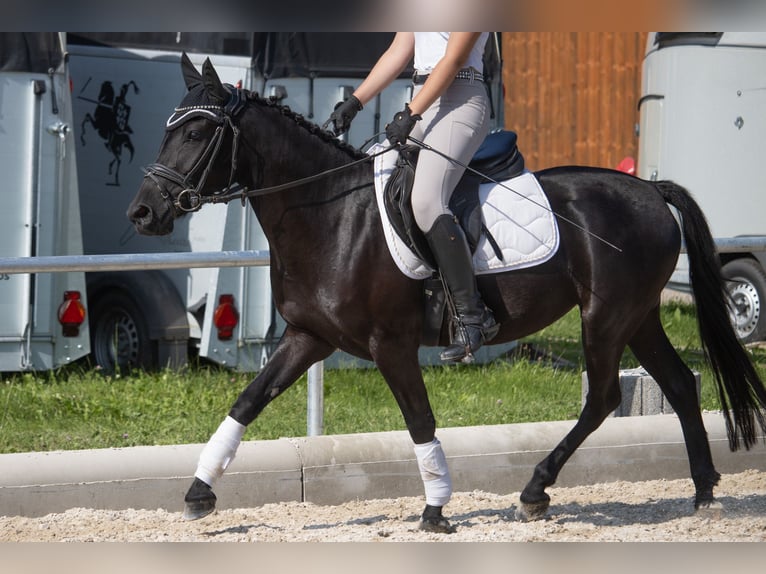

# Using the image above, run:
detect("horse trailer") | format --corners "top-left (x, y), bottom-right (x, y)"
top-left (638, 32), bottom-right (766, 342)
top-left (63, 33), bottom-right (506, 372)
top-left (0, 33), bottom-right (91, 371)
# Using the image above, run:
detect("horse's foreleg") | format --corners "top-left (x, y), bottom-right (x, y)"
top-left (518, 326), bottom-right (624, 521)
top-left (628, 310), bottom-right (722, 514)
top-left (375, 347), bottom-right (455, 533)
top-left (183, 327), bottom-right (334, 520)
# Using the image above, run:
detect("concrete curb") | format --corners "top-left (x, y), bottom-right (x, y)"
top-left (1, 412), bottom-right (764, 517)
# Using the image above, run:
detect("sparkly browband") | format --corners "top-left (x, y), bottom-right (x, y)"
top-left (166, 106), bottom-right (224, 129)
top-left (165, 85), bottom-right (245, 130)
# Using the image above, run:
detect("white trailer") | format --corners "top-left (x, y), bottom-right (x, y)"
top-left (66, 33), bottom-right (506, 372)
top-left (637, 32), bottom-right (766, 342)
top-left (0, 33), bottom-right (90, 371)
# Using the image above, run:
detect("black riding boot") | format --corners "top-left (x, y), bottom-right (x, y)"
top-left (425, 214), bottom-right (499, 363)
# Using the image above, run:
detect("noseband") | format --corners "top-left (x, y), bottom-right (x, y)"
top-left (142, 86), bottom-right (246, 213)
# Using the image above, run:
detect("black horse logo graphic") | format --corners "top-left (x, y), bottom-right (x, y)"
top-left (79, 79), bottom-right (139, 186)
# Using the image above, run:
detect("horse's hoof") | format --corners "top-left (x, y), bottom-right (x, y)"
top-left (516, 500), bottom-right (550, 522)
top-left (183, 477), bottom-right (217, 521)
top-left (419, 504), bottom-right (456, 534)
top-left (695, 499), bottom-right (723, 520)
top-left (419, 516), bottom-right (456, 534)
top-left (183, 499), bottom-right (216, 521)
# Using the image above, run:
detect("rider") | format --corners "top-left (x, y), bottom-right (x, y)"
top-left (326, 32), bottom-right (498, 363)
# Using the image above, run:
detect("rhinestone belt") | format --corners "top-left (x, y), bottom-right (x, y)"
top-left (412, 68), bottom-right (484, 85)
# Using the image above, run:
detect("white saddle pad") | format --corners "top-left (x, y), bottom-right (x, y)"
top-left (370, 142), bottom-right (560, 280)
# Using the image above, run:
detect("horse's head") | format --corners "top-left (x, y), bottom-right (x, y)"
top-left (127, 53), bottom-right (243, 235)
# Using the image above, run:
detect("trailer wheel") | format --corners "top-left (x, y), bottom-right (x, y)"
top-left (90, 291), bottom-right (155, 372)
top-left (722, 258), bottom-right (766, 343)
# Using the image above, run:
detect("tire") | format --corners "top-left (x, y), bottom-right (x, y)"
top-left (721, 258), bottom-right (766, 344)
top-left (89, 290), bottom-right (156, 372)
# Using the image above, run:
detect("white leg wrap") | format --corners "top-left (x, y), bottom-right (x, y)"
top-left (194, 416), bottom-right (246, 487)
top-left (413, 438), bottom-right (452, 507)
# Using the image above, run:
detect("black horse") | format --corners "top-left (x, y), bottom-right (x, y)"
top-left (128, 55), bottom-right (766, 532)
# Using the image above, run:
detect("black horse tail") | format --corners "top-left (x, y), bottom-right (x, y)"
top-left (657, 180), bottom-right (766, 450)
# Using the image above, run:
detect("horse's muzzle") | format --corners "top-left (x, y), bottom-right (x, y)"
top-left (127, 202), bottom-right (174, 236)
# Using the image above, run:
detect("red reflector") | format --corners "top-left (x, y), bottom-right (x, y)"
top-left (213, 294), bottom-right (239, 340)
top-left (616, 156), bottom-right (636, 175)
top-left (58, 290), bottom-right (86, 337)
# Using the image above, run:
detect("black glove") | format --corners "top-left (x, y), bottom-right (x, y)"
top-left (323, 95), bottom-right (363, 135)
top-left (385, 104), bottom-right (422, 146)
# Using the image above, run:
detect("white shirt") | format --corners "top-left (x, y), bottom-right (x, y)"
top-left (413, 32), bottom-right (489, 74)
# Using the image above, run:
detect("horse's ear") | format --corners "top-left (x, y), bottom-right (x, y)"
top-left (181, 52), bottom-right (202, 91)
top-left (201, 58), bottom-right (228, 105)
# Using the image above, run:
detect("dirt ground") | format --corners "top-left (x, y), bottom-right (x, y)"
top-left (2, 469), bottom-right (765, 542)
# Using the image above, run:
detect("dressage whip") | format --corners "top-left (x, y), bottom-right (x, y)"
top-left (406, 136), bottom-right (623, 253)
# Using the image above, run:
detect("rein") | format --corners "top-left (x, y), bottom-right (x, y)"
top-left (142, 86), bottom-right (396, 213)
top-left (197, 144), bottom-right (394, 208)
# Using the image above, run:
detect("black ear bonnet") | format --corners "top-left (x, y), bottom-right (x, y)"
top-left (165, 84), bottom-right (245, 130)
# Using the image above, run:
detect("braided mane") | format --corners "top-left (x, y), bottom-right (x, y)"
top-left (244, 90), bottom-right (368, 161)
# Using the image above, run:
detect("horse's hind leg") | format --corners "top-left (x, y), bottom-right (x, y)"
top-left (183, 326), bottom-right (334, 520)
top-left (628, 308), bottom-right (721, 514)
top-left (518, 322), bottom-right (624, 521)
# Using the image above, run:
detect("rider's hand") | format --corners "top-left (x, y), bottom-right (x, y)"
top-left (323, 95), bottom-right (363, 135)
top-left (385, 104), bottom-right (421, 146)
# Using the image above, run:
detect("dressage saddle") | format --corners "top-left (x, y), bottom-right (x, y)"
top-left (384, 129), bottom-right (526, 269)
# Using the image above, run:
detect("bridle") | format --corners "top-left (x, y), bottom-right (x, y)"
top-left (142, 85), bottom-right (395, 214)
top-left (142, 86), bottom-right (247, 214)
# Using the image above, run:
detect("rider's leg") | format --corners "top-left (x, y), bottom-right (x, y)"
top-left (425, 214), bottom-right (499, 362)
top-left (410, 80), bottom-right (497, 362)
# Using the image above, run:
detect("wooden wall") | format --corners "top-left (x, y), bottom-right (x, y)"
top-left (501, 32), bottom-right (648, 171)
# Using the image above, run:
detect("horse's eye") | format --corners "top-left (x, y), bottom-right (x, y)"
top-left (187, 130), bottom-right (202, 141)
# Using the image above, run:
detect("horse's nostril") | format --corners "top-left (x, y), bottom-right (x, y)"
top-left (131, 204), bottom-right (150, 221)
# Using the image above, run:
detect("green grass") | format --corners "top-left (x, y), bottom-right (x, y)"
top-left (1, 301), bottom-right (764, 453)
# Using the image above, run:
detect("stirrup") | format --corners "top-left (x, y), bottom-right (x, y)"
top-left (440, 312), bottom-right (499, 363)
top-left (440, 343), bottom-right (476, 364)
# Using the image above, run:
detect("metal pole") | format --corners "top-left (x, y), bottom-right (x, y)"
top-left (708, 236), bottom-right (766, 253)
top-left (307, 362), bottom-right (324, 436)
top-left (0, 250), bottom-right (270, 274)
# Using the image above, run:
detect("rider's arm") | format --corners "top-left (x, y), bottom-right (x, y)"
top-left (353, 32), bottom-right (415, 106)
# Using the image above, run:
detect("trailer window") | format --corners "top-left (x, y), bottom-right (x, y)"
top-left (0, 32), bottom-right (63, 73)
top-left (67, 33), bottom-right (501, 82)
top-left (67, 33), bottom-right (254, 56)
top-left (655, 32), bottom-right (723, 49)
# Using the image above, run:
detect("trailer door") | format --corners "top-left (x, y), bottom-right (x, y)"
top-left (0, 71), bottom-right (46, 367)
